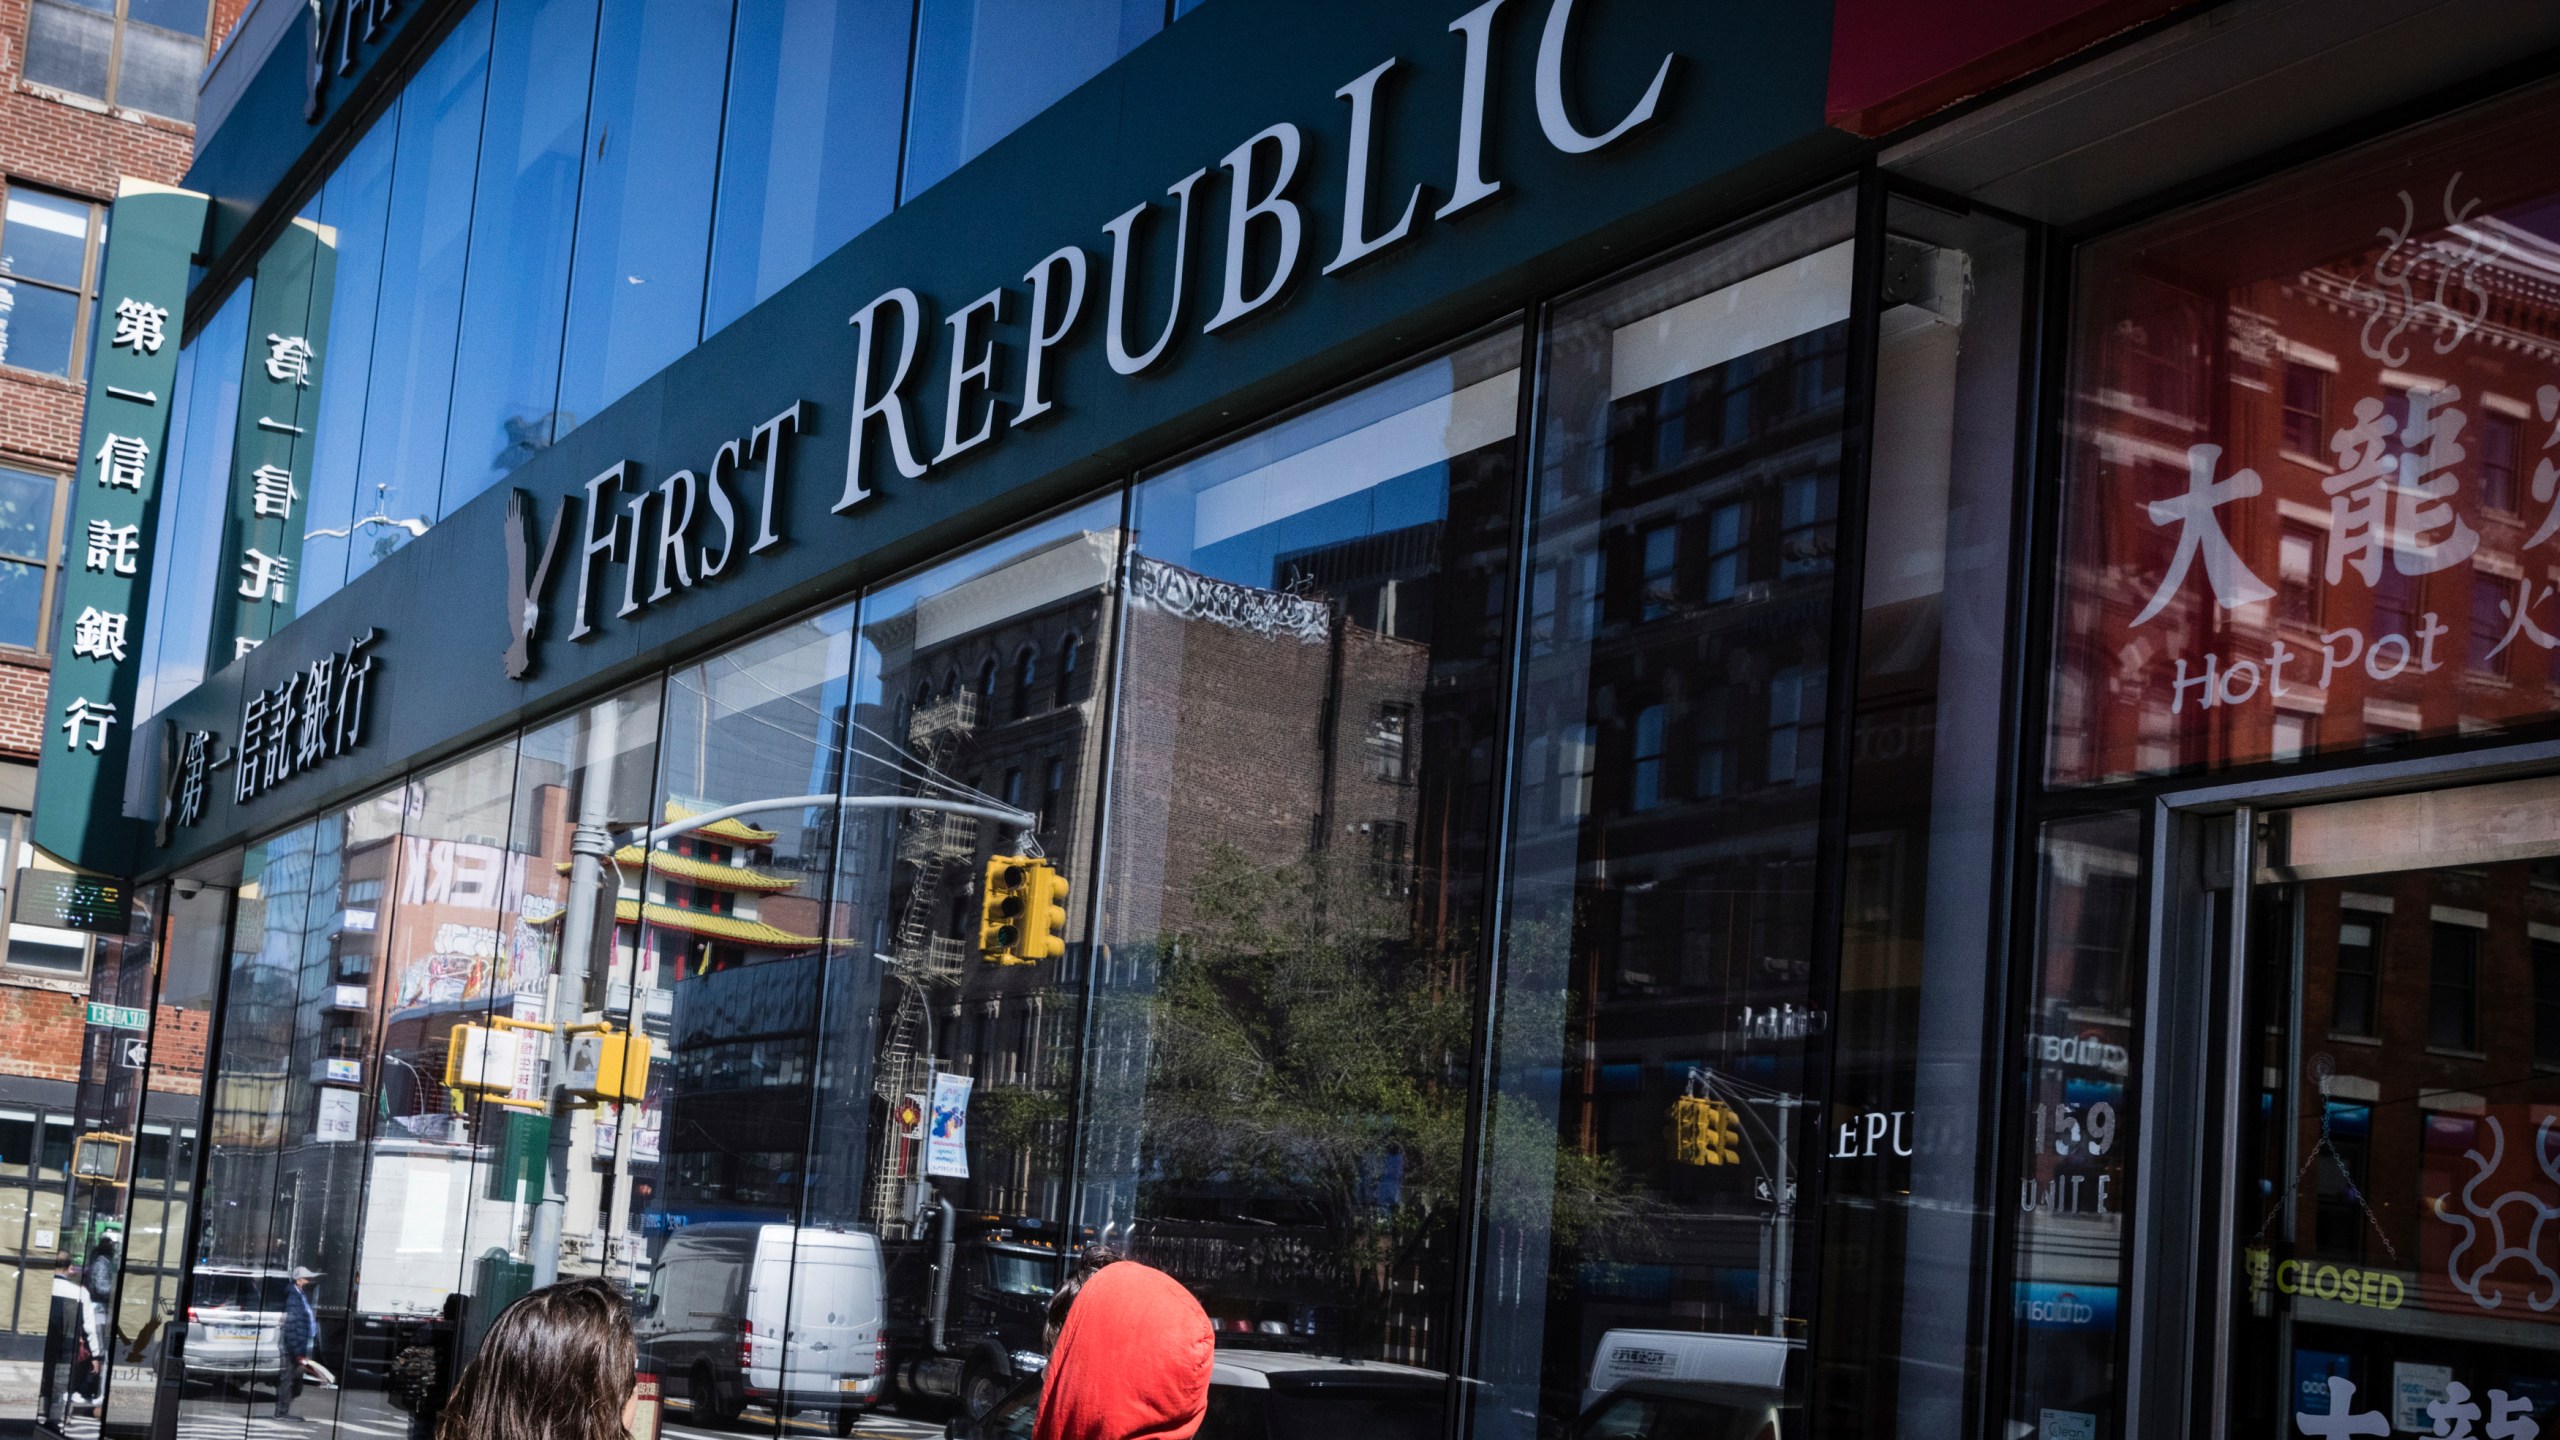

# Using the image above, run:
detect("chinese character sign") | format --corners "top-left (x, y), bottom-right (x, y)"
top-left (33, 181), bottom-right (209, 870)
top-left (2052, 93), bottom-right (2560, 784)
top-left (207, 217), bottom-right (336, 669)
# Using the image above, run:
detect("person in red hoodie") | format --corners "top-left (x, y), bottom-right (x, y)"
top-left (1033, 1262), bottom-right (1215, 1440)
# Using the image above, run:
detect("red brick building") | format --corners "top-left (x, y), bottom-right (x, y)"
top-left (0, 0), bottom-right (240, 1353)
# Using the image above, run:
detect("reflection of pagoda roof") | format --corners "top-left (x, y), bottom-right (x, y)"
top-left (663, 800), bottom-right (778, 844)
top-left (552, 846), bottom-right (799, 892)
top-left (615, 899), bottom-right (817, 949)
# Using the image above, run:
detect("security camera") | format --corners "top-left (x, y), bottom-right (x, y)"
top-left (173, 880), bottom-right (203, 900)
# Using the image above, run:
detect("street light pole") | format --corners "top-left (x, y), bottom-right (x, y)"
top-left (531, 699), bottom-right (619, 1288)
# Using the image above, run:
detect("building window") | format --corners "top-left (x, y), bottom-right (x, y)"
top-left (0, 186), bottom-right (106, 379)
top-left (978, 657), bottom-right (998, 702)
top-left (1693, 706), bottom-right (1733, 797)
top-left (1055, 633), bottom-right (1081, 708)
top-left (1040, 758), bottom-right (1065, 838)
top-left (1369, 703), bottom-right (1413, 783)
top-left (22, 0), bottom-right (210, 120)
top-left (1768, 665), bottom-right (1824, 787)
top-left (1013, 646), bottom-right (1038, 719)
top-left (1779, 473), bottom-right (1836, 578)
top-left (2280, 361), bottom-right (2327, 458)
top-left (2471, 570), bottom-right (2513, 678)
top-left (1638, 524), bottom-right (1677, 620)
top-left (1366, 819), bottom-right (1410, 891)
top-left (2429, 922), bottom-right (2480, 1051)
top-left (1704, 501), bottom-right (1750, 602)
top-left (1630, 704), bottom-right (1667, 811)
top-left (2536, 939), bottom-right (2560, 1067)
top-left (2271, 713), bottom-right (2316, 763)
top-left (2332, 917), bottom-right (2380, 1037)
top-left (2277, 525), bottom-right (2321, 628)
top-left (1558, 722), bottom-right (1595, 820)
top-left (2482, 410), bottom-right (2522, 513)
top-left (2372, 564), bottom-right (2418, 641)
top-left (0, 468), bottom-right (67, 652)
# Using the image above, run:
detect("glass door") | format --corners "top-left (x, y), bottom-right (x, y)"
top-left (2226, 771), bottom-right (2560, 1438)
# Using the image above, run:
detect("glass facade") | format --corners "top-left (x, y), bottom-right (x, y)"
top-left (84, 15), bottom-right (2560, 1440)
top-left (170, 0), bottom-right (1175, 610)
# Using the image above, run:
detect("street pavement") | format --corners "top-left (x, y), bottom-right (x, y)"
top-left (37, 1387), bottom-right (951, 1440)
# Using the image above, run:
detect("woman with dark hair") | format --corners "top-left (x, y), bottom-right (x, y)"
top-left (436, 1278), bottom-right (634, 1440)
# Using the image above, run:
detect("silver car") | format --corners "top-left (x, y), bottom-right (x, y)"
top-left (183, 1268), bottom-right (291, 1380)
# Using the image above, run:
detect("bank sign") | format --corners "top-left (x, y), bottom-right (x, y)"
top-left (498, 0), bottom-right (1679, 677)
top-left (108, 0), bottom-right (1843, 879)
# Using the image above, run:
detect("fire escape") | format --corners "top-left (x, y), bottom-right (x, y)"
top-left (866, 689), bottom-right (980, 1231)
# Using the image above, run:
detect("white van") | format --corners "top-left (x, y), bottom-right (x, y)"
top-left (637, 1223), bottom-right (885, 1433)
top-left (1580, 1329), bottom-right (1793, 1411)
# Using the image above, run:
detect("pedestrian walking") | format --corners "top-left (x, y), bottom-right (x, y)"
top-left (1032, 1262), bottom-right (1212, 1440)
top-left (391, 1292), bottom-right (465, 1440)
top-left (275, 1265), bottom-right (321, 1420)
top-left (434, 1278), bottom-right (635, 1440)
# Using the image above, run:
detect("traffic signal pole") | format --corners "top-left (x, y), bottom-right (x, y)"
top-left (527, 775), bottom-right (1038, 1287)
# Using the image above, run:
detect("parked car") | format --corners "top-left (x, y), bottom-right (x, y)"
top-left (965, 1347), bottom-right (1447, 1440)
top-left (181, 1267), bottom-right (292, 1381)
top-left (1569, 1330), bottom-right (1796, 1440)
top-left (636, 1222), bottom-right (887, 1434)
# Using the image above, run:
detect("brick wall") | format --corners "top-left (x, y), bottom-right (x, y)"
top-left (0, 0), bottom-right (226, 1087)
top-left (146, 999), bottom-right (207, 1092)
top-left (0, 654), bottom-right (45, 757)
top-left (0, 981), bottom-right (80, 1081)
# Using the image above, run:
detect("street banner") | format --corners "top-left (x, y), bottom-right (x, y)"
top-left (926, 1072), bottom-right (972, 1179)
top-left (34, 180), bottom-right (209, 870)
top-left (207, 217), bottom-right (336, 667)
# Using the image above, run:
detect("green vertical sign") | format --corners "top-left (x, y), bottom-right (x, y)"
top-left (207, 218), bottom-right (336, 667)
top-left (32, 180), bottom-right (208, 871)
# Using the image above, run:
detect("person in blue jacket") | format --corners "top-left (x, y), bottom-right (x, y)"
top-left (275, 1266), bottom-right (320, 1420)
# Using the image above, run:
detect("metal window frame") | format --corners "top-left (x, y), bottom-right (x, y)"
top-left (0, 181), bottom-right (106, 381)
top-left (27, 0), bottom-right (220, 120)
top-left (2126, 735), bottom-right (2560, 1439)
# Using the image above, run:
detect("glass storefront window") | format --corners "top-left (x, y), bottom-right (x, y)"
top-left (1473, 192), bottom-right (1856, 1440)
top-left (818, 496), bottom-right (1121, 1416)
top-left (295, 108), bottom-right (401, 612)
top-left (704, 0), bottom-right (912, 337)
top-left (625, 606), bottom-right (852, 1434)
top-left (138, 289), bottom-right (246, 714)
top-left (347, 742), bottom-right (522, 1413)
top-left (2003, 811), bottom-right (2143, 1440)
top-left (2051, 78), bottom-right (2560, 785)
top-left (1085, 327), bottom-right (1521, 1384)
top-left (901, 0), bottom-right (1163, 200)
top-left (439, 0), bottom-right (599, 509)
top-left (348, 1), bottom-right (494, 582)
top-left (1812, 195), bottom-right (2031, 1438)
top-left (554, 0), bottom-right (732, 438)
top-left (104, 881), bottom-right (226, 1436)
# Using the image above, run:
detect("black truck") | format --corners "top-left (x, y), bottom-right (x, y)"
top-left (881, 1206), bottom-right (1091, 1419)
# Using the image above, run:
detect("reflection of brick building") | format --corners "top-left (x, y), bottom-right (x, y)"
top-left (2057, 180), bottom-right (2560, 781)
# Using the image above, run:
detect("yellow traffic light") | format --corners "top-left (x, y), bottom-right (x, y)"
top-left (1707, 1102), bottom-right (1742, 1166)
top-left (1021, 862), bottom-right (1070, 963)
top-left (1672, 1094), bottom-right (1709, 1165)
top-left (981, 857), bottom-right (1031, 963)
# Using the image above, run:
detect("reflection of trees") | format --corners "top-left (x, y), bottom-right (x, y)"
top-left (1128, 845), bottom-right (1644, 1351)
